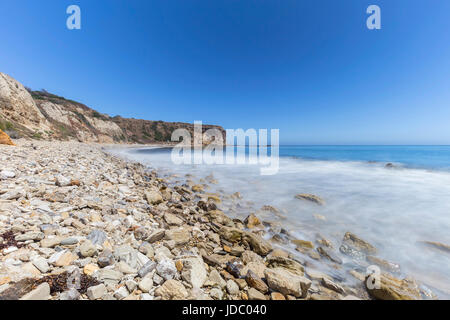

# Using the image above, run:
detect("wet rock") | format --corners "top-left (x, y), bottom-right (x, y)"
top-left (422, 241), bottom-right (450, 254)
top-left (226, 259), bottom-right (244, 278)
top-left (244, 214), bottom-right (263, 229)
top-left (317, 247), bottom-right (343, 264)
top-left (367, 256), bottom-right (401, 273)
top-left (365, 273), bottom-right (422, 300)
top-left (343, 232), bottom-right (377, 254)
top-left (339, 243), bottom-right (366, 260)
top-left (295, 194), bottom-right (325, 205)
top-left (322, 277), bottom-right (345, 294)
top-left (243, 232), bottom-right (272, 256)
top-left (266, 256), bottom-right (304, 276)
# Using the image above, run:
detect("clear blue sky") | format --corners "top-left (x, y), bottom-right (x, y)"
top-left (1, 0), bottom-right (449, 144)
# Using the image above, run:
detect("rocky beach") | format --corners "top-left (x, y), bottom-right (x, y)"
top-left (0, 139), bottom-right (438, 300)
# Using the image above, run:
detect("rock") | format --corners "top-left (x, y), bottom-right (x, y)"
top-left (266, 256), bottom-right (304, 276)
top-left (0, 170), bottom-right (15, 179)
top-left (295, 193), bottom-right (325, 205)
top-left (138, 275), bottom-right (153, 293)
top-left (154, 279), bottom-right (188, 300)
top-left (80, 240), bottom-right (97, 257)
top-left (49, 250), bottom-right (76, 267)
top-left (422, 241), bottom-right (450, 254)
top-left (219, 226), bottom-right (243, 242)
top-left (20, 283), bottom-right (50, 300)
top-left (125, 280), bottom-right (137, 292)
top-left (87, 230), bottom-right (107, 246)
top-left (322, 277), bottom-right (345, 294)
top-left (56, 175), bottom-right (71, 187)
top-left (95, 269), bottom-right (123, 285)
top-left (271, 292), bottom-right (285, 300)
top-left (292, 239), bottom-right (314, 249)
top-left (317, 247), bottom-right (342, 264)
top-left (0, 129), bottom-right (15, 146)
top-left (243, 232), bottom-right (272, 256)
top-left (114, 286), bottom-right (129, 300)
top-left (207, 210), bottom-right (233, 226)
top-left (145, 190), bottom-right (163, 205)
top-left (117, 261), bottom-right (138, 274)
top-left (15, 231), bottom-right (44, 242)
top-left (83, 264), bottom-right (100, 276)
top-left (343, 232), bottom-right (377, 254)
top-left (60, 237), bottom-right (79, 246)
top-left (367, 256), bottom-right (401, 273)
top-left (226, 259), bottom-right (245, 278)
top-left (138, 260), bottom-right (157, 278)
top-left (264, 267), bottom-right (311, 298)
top-left (365, 273), bottom-right (422, 300)
top-left (147, 229), bottom-right (165, 243)
top-left (244, 214), bottom-right (263, 229)
top-left (87, 284), bottom-right (107, 300)
top-left (32, 257), bottom-right (50, 273)
top-left (205, 269), bottom-right (227, 288)
top-left (165, 227), bottom-right (190, 245)
top-left (245, 270), bottom-right (268, 293)
top-left (156, 258), bottom-right (178, 280)
top-left (210, 287), bottom-right (224, 300)
top-left (179, 257), bottom-right (207, 288)
top-left (97, 250), bottom-right (115, 268)
top-left (226, 280), bottom-right (240, 295)
top-left (247, 287), bottom-right (267, 300)
top-left (59, 288), bottom-right (80, 300)
top-left (241, 261), bottom-right (266, 279)
top-left (164, 213), bottom-right (183, 226)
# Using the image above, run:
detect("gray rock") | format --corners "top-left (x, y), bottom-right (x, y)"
top-left (113, 286), bottom-right (129, 300)
top-left (80, 240), bottom-right (97, 257)
top-left (156, 258), bottom-right (177, 280)
top-left (97, 250), bottom-right (115, 267)
top-left (87, 229), bottom-right (107, 246)
top-left (138, 260), bottom-right (157, 278)
top-left (59, 288), bottom-right (80, 300)
top-left (32, 257), bottom-right (50, 273)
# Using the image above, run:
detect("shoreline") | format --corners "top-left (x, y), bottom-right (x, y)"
top-left (0, 140), bottom-right (444, 300)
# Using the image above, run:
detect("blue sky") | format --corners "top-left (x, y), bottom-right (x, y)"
top-left (1, 0), bottom-right (450, 144)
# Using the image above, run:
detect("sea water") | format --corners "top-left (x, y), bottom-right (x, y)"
top-left (109, 145), bottom-right (450, 298)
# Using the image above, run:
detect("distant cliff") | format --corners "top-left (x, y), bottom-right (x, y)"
top-left (0, 72), bottom-right (224, 144)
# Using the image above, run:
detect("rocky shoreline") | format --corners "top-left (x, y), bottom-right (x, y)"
top-left (0, 140), bottom-right (439, 300)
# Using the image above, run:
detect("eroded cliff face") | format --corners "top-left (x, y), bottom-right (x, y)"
top-left (0, 72), bottom-right (224, 144)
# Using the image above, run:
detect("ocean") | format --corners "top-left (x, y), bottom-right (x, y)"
top-left (109, 145), bottom-right (450, 298)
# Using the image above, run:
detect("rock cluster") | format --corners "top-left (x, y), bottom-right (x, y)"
top-left (0, 140), bottom-right (436, 300)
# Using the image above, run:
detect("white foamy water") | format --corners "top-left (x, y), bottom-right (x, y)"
top-left (109, 147), bottom-right (450, 298)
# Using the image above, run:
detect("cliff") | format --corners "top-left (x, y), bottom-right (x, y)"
top-left (0, 72), bottom-right (224, 144)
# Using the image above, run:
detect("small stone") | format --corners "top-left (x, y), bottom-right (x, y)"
top-left (41, 237), bottom-right (63, 248)
top-left (32, 257), bottom-right (50, 273)
top-left (138, 275), bottom-right (154, 293)
top-left (87, 230), bottom-right (107, 246)
top-left (83, 264), bottom-right (100, 276)
top-left (87, 284), bottom-right (107, 300)
top-left (248, 287), bottom-right (267, 300)
top-left (59, 288), bottom-right (80, 300)
top-left (80, 240), bottom-right (97, 258)
top-left (175, 260), bottom-right (183, 272)
top-left (322, 277), bottom-right (345, 294)
top-left (147, 229), bottom-right (165, 243)
top-left (295, 193), bottom-right (325, 205)
top-left (114, 286), bottom-right (129, 300)
top-left (154, 279), bottom-right (188, 300)
top-left (164, 213), bottom-right (183, 226)
top-left (97, 249), bottom-right (114, 267)
top-left (271, 292), bottom-right (285, 300)
top-left (138, 260), bottom-right (157, 278)
top-left (245, 270), bottom-right (268, 293)
top-left (156, 258), bottom-right (178, 280)
top-left (226, 280), bottom-right (240, 296)
top-left (210, 287), bottom-right (224, 300)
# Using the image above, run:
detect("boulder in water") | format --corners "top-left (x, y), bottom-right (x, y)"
top-left (295, 193), bottom-right (325, 205)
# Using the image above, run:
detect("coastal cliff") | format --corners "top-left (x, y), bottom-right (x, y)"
top-left (0, 72), bottom-right (224, 144)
